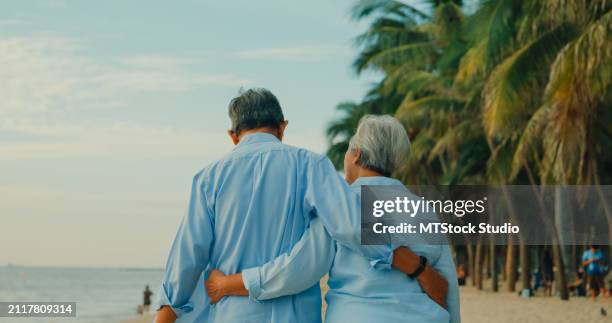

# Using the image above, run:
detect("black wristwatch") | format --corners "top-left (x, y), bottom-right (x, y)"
top-left (407, 256), bottom-right (427, 279)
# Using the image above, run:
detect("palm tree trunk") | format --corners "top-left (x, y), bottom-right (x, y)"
top-left (553, 244), bottom-right (569, 300)
top-left (501, 245), bottom-right (507, 282)
top-left (506, 238), bottom-right (517, 292)
top-left (553, 186), bottom-right (570, 300)
top-left (520, 244), bottom-right (530, 291)
top-left (491, 243), bottom-right (499, 292)
top-left (476, 242), bottom-right (484, 290)
top-left (524, 176), bottom-right (570, 300)
top-left (467, 243), bottom-right (476, 286)
top-left (502, 185), bottom-right (523, 292)
top-left (484, 246), bottom-right (490, 279)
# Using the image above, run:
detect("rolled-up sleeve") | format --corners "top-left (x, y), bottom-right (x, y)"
top-left (157, 173), bottom-right (214, 318)
top-left (242, 217), bottom-right (336, 301)
top-left (304, 157), bottom-right (393, 269)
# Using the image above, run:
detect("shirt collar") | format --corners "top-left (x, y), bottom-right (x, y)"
top-left (236, 132), bottom-right (280, 148)
top-left (350, 176), bottom-right (404, 188)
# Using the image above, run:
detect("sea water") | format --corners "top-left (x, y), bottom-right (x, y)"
top-left (0, 266), bottom-right (164, 323)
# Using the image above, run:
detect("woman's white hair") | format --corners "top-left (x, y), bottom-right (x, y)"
top-left (348, 115), bottom-right (411, 176)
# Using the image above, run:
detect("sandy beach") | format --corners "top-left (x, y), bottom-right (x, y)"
top-left (123, 314), bottom-right (155, 323)
top-left (459, 286), bottom-right (610, 323)
top-left (122, 283), bottom-right (612, 323)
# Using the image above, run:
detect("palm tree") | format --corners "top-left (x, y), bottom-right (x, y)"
top-left (328, 0), bottom-right (611, 300)
top-left (479, 1), bottom-right (611, 300)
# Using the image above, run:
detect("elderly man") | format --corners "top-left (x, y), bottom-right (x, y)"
top-left (156, 89), bottom-right (447, 323)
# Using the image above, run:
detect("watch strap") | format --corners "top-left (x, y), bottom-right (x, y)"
top-left (407, 256), bottom-right (427, 279)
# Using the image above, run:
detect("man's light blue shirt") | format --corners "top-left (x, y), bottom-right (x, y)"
top-left (158, 133), bottom-right (393, 322)
top-left (242, 176), bottom-right (461, 323)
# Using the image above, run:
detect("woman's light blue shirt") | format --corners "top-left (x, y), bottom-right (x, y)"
top-left (242, 176), bottom-right (460, 323)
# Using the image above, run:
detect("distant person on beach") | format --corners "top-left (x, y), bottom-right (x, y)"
top-left (582, 245), bottom-right (609, 301)
top-left (457, 265), bottom-right (467, 286)
top-left (568, 269), bottom-right (586, 297)
top-left (204, 115), bottom-right (460, 323)
top-left (143, 285), bottom-right (153, 312)
top-left (155, 89), bottom-right (450, 323)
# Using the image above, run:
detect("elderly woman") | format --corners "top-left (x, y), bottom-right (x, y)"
top-left (205, 115), bottom-right (460, 323)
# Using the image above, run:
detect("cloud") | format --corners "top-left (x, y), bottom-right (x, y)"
top-left (234, 45), bottom-right (350, 61)
top-left (0, 36), bottom-right (253, 118)
top-left (0, 35), bottom-right (249, 160)
top-left (120, 54), bottom-right (195, 68)
top-left (0, 19), bottom-right (29, 27)
top-left (0, 117), bottom-right (231, 160)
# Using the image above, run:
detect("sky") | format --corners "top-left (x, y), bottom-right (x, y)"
top-left (0, 0), bottom-right (428, 268)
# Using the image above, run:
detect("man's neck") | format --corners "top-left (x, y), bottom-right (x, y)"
top-left (239, 127), bottom-right (279, 139)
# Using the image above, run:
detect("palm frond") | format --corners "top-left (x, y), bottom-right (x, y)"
top-left (351, 0), bottom-right (430, 21)
top-left (409, 133), bottom-right (435, 160)
top-left (432, 2), bottom-right (465, 45)
top-left (454, 39), bottom-right (487, 86)
top-left (428, 119), bottom-right (483, 162)
top-left (532, 10), bottom-right (612, 183)
top-left (396, 96), bottom-right (464, 120)
top-left (353, 41), bottom-right (437, 74)
top-left (383, 69), bottom-right (437, 95)
top-left (467, 0), bottom-right (521, 69)
top-left (354, 17), bottom-right (423, 47)
top-left (544, 10), bottom-right (611, 109)
top-left (510, 104), bottom-right (552, 180)
top-left (482, 24), bottom-right (577, 139)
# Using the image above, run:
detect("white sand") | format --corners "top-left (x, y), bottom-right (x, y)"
top-left (121, 313), bottom-right (154, 323)
top-left (459, 285), bottom-right (610, 323)
top-left (123, 283), bottom-right (612, 323)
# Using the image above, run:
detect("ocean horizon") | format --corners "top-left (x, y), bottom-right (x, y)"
top-left (0, 266), bottom-right (165, 323)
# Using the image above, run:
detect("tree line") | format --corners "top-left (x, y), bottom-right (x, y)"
top-left (326, 0), bottom-right (611, 299)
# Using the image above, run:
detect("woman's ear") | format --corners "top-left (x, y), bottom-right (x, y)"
top-left (351, 148), bottom-right (361, 165)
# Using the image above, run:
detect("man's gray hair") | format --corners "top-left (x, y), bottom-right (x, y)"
top-left (348, 115), bottom-right (411, 176)
top-left (228, 88), bottom-right (285, 135)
